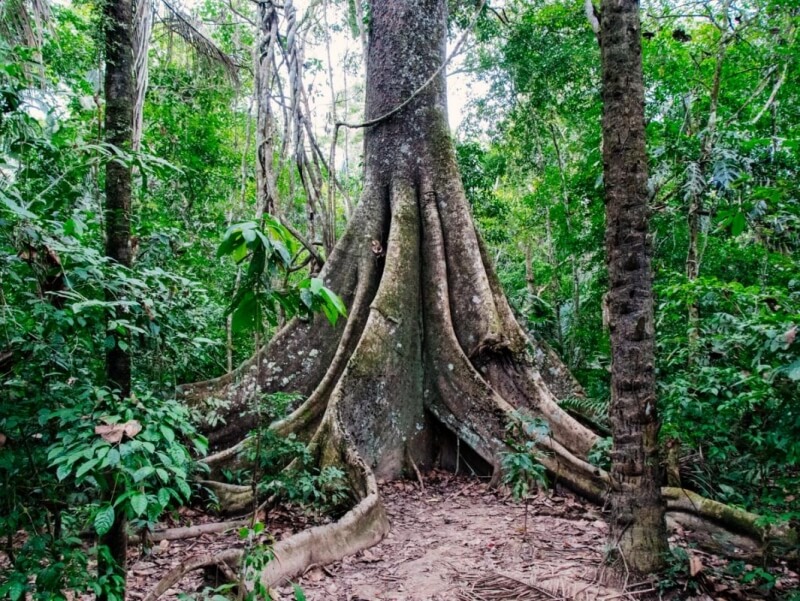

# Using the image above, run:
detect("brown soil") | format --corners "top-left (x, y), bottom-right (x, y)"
top-left (126, 472), bottom-right (799, 601)
top-left (277, 471), bottom-right (626, 601)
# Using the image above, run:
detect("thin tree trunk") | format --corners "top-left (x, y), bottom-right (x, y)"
top-left (686, 2), bottom-right (730, 347)
top-left (600, 0), bottom-right (668, 576)
top-left (544, 207), bottom-right (564, 350)
top-left (524, 242), bottom-right (536, 300)
top-left (254, 0), bottom-right (279, 220)
top-left (323, 0), bottom-right (339, 239)
top-left (131, 0), bottom-right (152, 152)
top-left (102, 0), bottom-right (134, 593)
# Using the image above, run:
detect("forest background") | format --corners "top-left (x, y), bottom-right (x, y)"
top-left (1, 0), bottom-right (799, 597)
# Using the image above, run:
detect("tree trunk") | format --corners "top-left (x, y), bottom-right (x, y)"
top-left (254, 0), bottom-right (279, 220)
top-left (600, 0), bottom-right (668, 575)
top-left (102, 0), bottom-right (134, 594)
top-left (131, 0), bottom-right (153, 152)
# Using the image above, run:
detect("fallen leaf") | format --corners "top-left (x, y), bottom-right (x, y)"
top-left (689, 553), bottom-right (704, 577)
top-left (95, 420), bottom-right (142, 443)
top-left (359, 549), bottom-right (381, 563)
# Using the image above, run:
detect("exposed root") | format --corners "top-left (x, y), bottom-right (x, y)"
top-left (142, 549), bottom-right (241, 601)
top-left (258, 461), bottom-right (388, 587)
top-left (130, 520), bottom-right (248, 545)
top-left (179, 184), bottom-right (389, 449)
top-left (251, 401), bottom-right (391, 587)
top-left (664, 487), bottom-right (798, 555)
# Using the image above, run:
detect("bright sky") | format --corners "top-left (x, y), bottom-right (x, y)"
top-left (292, 0), bottom-right (484, 134)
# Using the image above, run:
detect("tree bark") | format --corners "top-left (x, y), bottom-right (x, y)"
top-left (600, 0), bottom-right (668, 575)
top-left (102, 0), bottom-right (134, 593)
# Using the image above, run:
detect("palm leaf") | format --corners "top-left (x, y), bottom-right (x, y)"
top-left (159, 0), bottom-right (240, 84)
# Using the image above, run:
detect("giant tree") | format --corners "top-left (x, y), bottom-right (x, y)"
top-left (599, 0), bottom-right (668, 575)
top-left (170, 0), bottom-right (796, 589)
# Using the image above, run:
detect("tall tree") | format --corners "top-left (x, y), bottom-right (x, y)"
top-left (102, 0), bottom-right (134, 592)
top-left (181, 0), bottom-right (602, 580)
top-left (170, 0), bottom-right (794, 589)
top-left (599, 0), bottom-right (668, 575)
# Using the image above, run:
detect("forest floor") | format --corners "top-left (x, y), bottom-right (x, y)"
top-left (126, 471), bottom-right (799, 601)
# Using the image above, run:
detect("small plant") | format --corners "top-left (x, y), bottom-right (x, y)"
top-left (46, 389), bottom-right (207, 531)
top-left (587, 436), bottom-right (612, 470)
top-left (656, 547), bottom-right (701, 594)
top-left (726, 560), bottom-right (778, 594)
top-left (175, 522), bottom-right (307, 601)
top-left (237, 522), bottom-right (274, 601)
top-left (501, 412), bottom-right (550, 535)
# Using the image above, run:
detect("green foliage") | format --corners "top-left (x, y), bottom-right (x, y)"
top-left (656, 547), bottom-right (702, 594)
top-left (501, 413), bottom-right (549, 500)
top-left (587, 437), bottom-right (612, 471)
top-left (656, 275), bottom-right (800, 513)
top-left (45, 390), bottom-right (207, 528)
top-left (217, 220), bottom-right (347, 331)
top-left (558, 395), bottom-right (609, 431)
top-left (224, 427), bottom-right (351, 516)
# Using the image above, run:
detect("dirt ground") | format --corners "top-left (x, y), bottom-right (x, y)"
top-left (127, 472), bottom-right (799, 601)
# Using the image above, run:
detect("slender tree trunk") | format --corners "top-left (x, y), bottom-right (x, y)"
top-left (102, 0), bottom-right (134, 594)
top-left (549, 121), bottom-right (580, 347)
top-left (131, 0), bottom-right (152, 152)
top-left (600, 0), bottom-right (668, 576)
top-left (686, 1), bottom-right (730, 352)
top-left (254, 0), bottom-right (279, 220)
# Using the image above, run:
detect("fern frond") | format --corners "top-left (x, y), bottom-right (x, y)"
top-left (683, 161), bottom-right (705, 201)
top-left (558, 395), bottom-right (608, 419)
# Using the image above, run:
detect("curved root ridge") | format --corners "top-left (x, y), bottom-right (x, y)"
top-left (259, 466), bottom-right (388, 587)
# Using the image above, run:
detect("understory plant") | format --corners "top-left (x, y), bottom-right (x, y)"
top-left (501, 413), bottom-right (550, 535)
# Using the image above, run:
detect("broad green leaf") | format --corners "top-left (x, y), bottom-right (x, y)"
top-left (242, 227), bottom-right (257, 244)
top-left (75, 458), bottom-right (100, 480)
top-left (231, 291), bottom-right (257, 333)
top-left (130, 492), bottom-right (148, 517)
top-left (7, 580), bottom-right (26, 601)
top-left (786, 358), bottom-right (800, 381)
top-left (0, 193), bottom-right (37, 220)
top-left (133, 465), bottom-right (156, 483)
top-left (731, 212), bottom-right (746, 236)
top-left (176, 478), bottom-right (192, 500)
top-left (159, 425), bottom-right (175, 444)
top-left (231, 241), bottom-right (248, 263)
top-left (94, 504), bottom-right (115, 536)
top-left (57, 464), bottom-right (71, 481)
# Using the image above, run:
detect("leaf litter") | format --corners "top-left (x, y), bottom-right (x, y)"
top-left (121, 471), bottom-right (799, 601)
